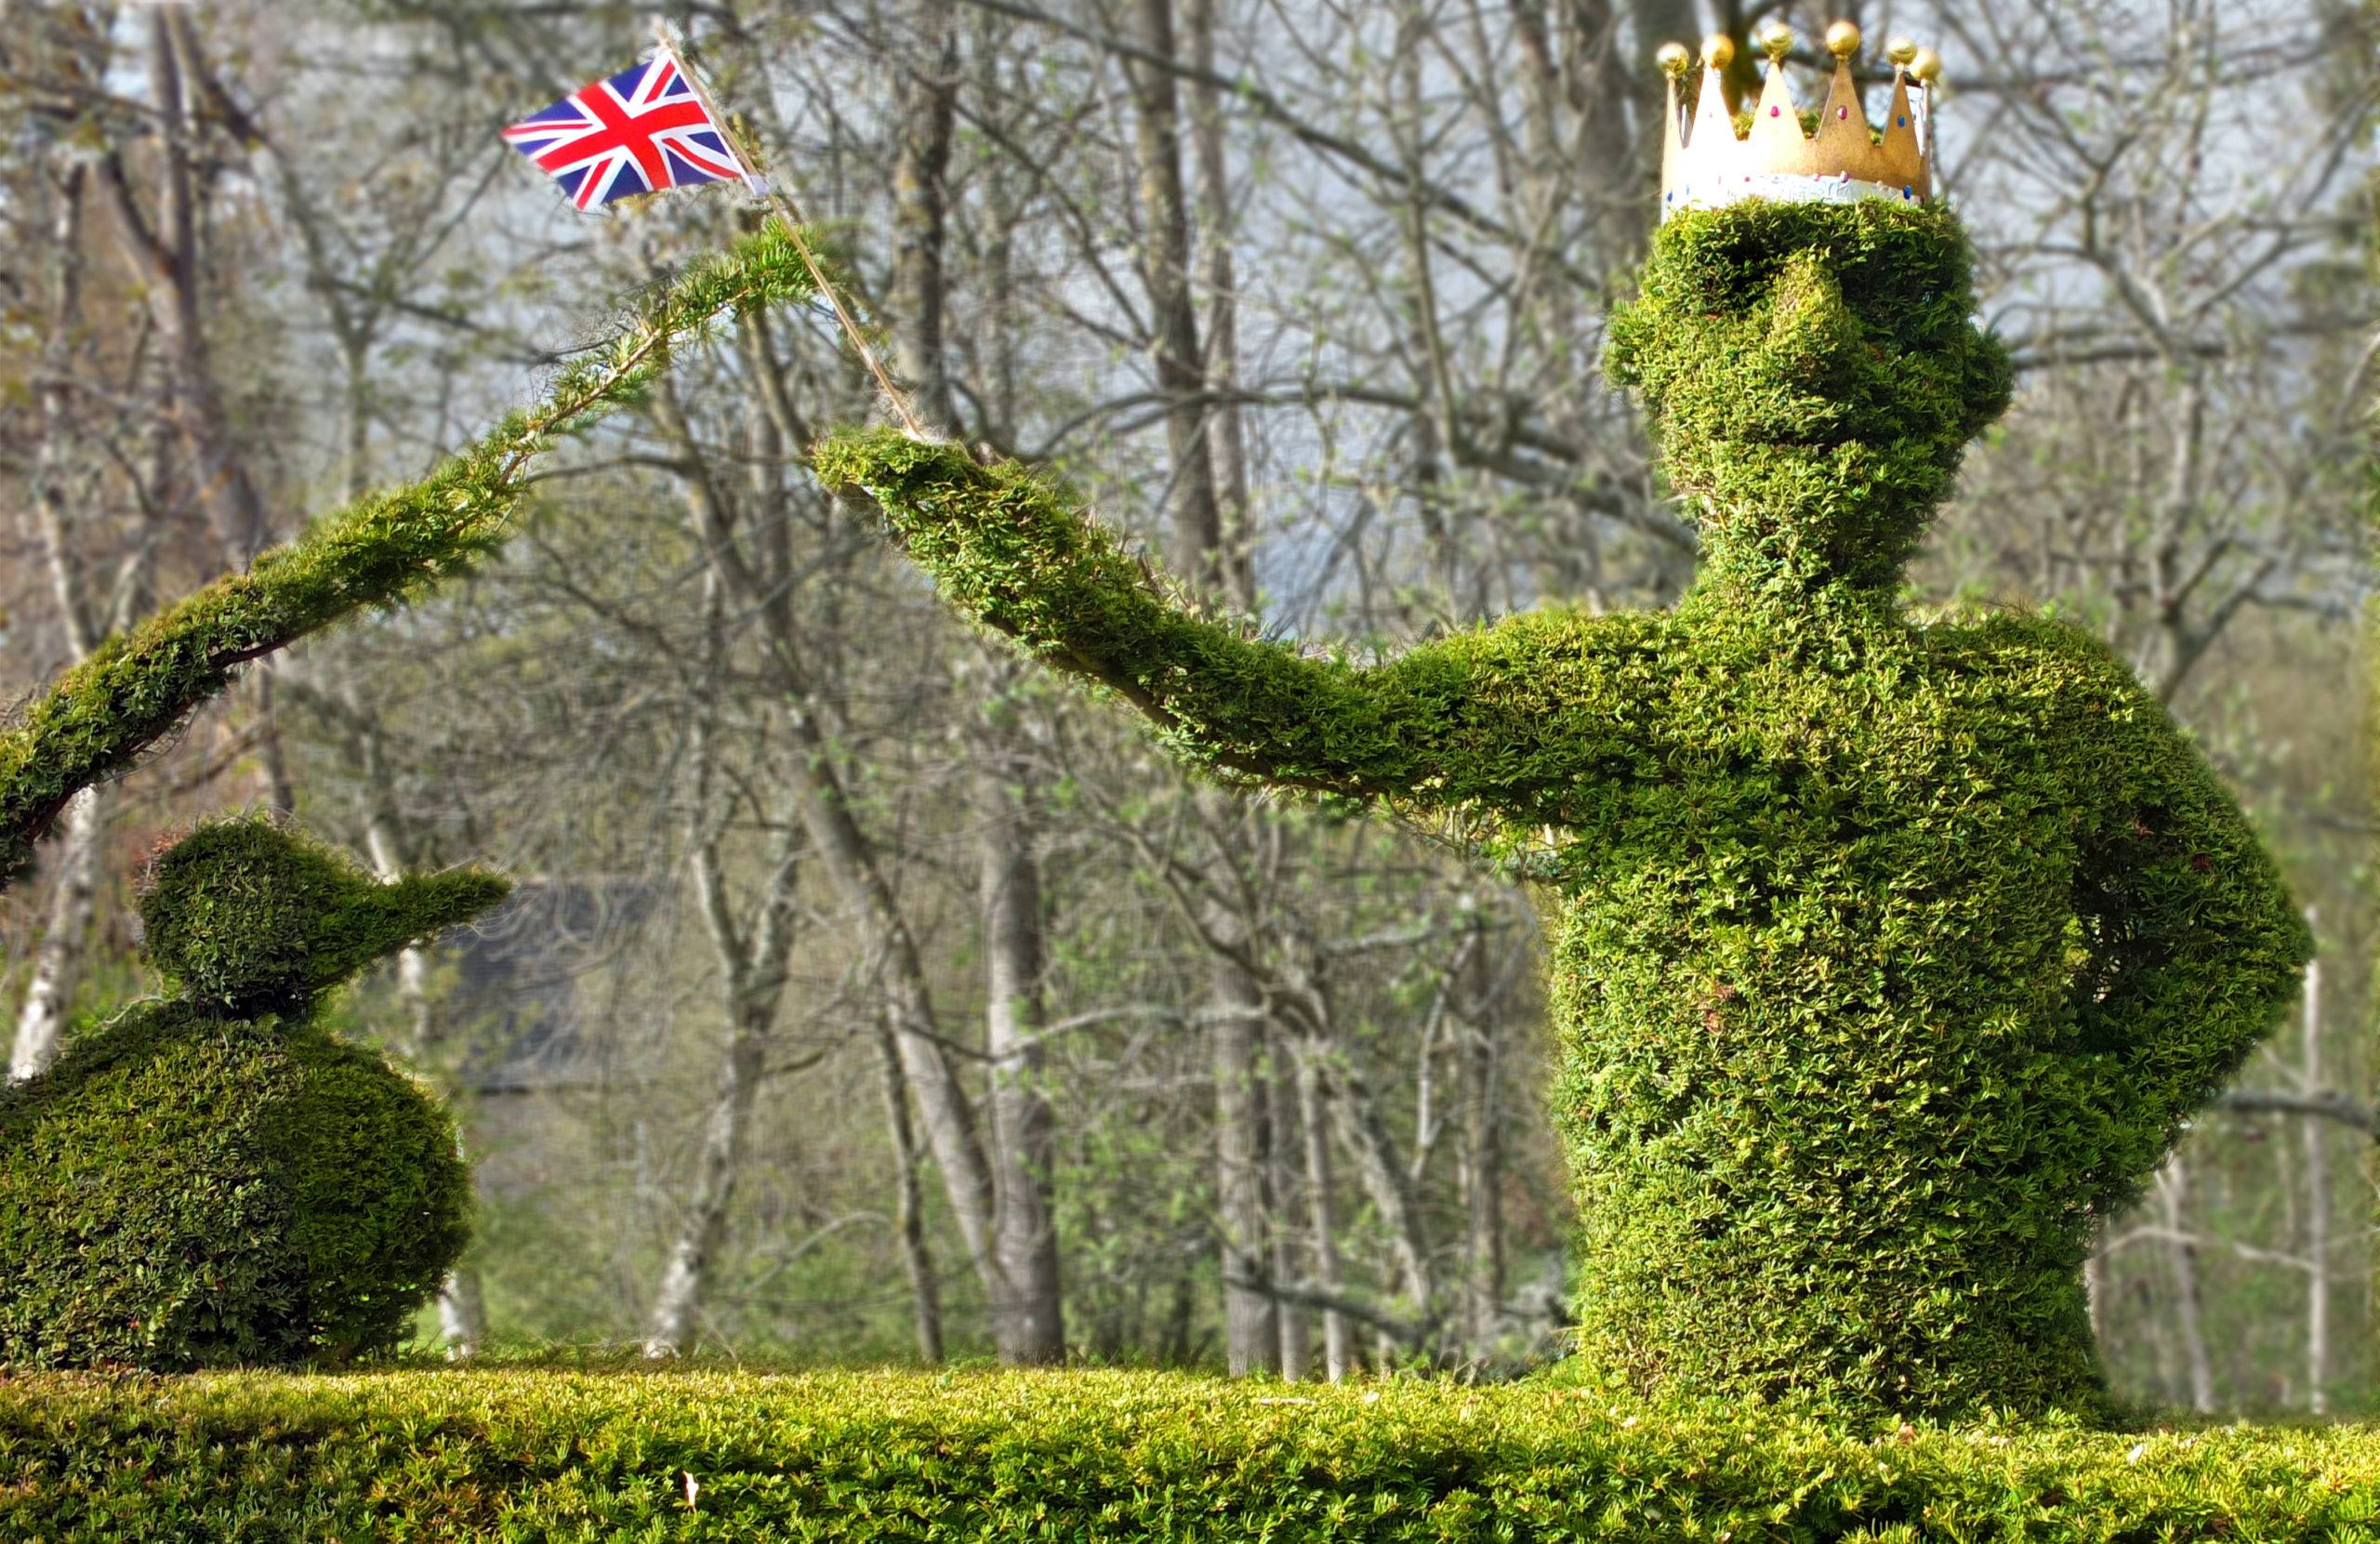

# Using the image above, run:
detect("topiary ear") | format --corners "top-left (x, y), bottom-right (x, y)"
top-left (1962, 330), bottom-right (2016, 438)
top-left (1601, 301), bottom-right (1647, 392)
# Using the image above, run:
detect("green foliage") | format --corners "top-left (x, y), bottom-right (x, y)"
top-left (0, 223), bottom-right (819, 893)
top-left (142, 815), bottom-right (509, 1014)
top-left (2, 1368), bottom-right (2375, 1540)
top-left (816, 198), bottom-right (2307, 1419)
top-left (1605, 200), bottom-right (2013, 593)
top-left (0, 1006), bottom-right (469, 1370)
top-left (0, 817), bottom-right (503, 1370)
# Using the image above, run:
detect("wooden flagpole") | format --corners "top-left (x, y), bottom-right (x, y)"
top-left (652, 19), bottom-right (932, 442)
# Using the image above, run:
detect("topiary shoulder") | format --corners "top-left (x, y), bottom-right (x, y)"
top-left (0, 815), bottom-right (506, 1370)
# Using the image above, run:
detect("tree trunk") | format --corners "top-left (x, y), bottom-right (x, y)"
top-left (1325, 1042), bottom-right (1435, 1329)
top-left (1120, 0), bottom-right (1281, 1376)
top-left (2301, 948), bottom-right (2328, 1415)
top-left (1294, 1040), bottom-right (1352, 1380)
top-left (1124, 0), bottom-right (1227, 585)
top-left (1183, 0), bottom-right (1255, 609)
top-left (887, 5), bottom-right (1065, 1363)
top-left (138, 9), bottom-right (268, 557)
top-left (644, 681), bottom-right (805, 1358)
top-left (1208, 903), bottom-right (1279, 1374)
top-left (438, 1263), bottom-right (487, 1359)
top-left (643, 1018), bottom-right (768, 1356)
top-left (655, 380), bottom-right (1005, 1313)
top-left (879, 1023), bottom-right (945, 1362)
top-left (1265, 1036), bottom-right (1310, 1380)
top-left (10, 786), bottom-right (104, 1084)
top-left (2158, 1159), bottom-right (2216, 1412)
top-left (891, 0), bottom-right (959, 431)
top-left (1456, 983), bottom-right (1504, 1353)
top-left (978, 743), bottom-right (1066, 1363)
top-left (13, 167), bottom-right (107, 1088)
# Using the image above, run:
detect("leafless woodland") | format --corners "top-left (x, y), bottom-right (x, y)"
top-left (0, 0), bottom-right (2372, 1412)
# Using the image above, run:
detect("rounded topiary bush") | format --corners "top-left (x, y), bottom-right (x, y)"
top-left (0, 814), bottom-right (506, 1370)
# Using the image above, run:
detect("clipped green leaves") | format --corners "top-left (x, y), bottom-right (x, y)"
top-left (821, 198), bottom-right (2307, 1420)
top-left (0, 815), bottom-right (502, 1369)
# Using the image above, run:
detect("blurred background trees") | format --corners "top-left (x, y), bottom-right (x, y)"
top-left (2, 0), bottom-right (2370, 1412)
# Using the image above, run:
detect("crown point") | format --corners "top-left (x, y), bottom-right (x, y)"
top-left (1885, 35), bottom-right (1920, 67)
top-left (1756, 20), bottom-right (1793, 61)
top-left (1700, 33), bottom-right (1736, 70)
top-left (1825, 20), bottom-right (1862, 59)
top-left (1911, 46), bottom-right (1943, 85)
top-left (1657, 41), bottom-right (1692, 78)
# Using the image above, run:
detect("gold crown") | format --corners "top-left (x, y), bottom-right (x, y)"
top-left (1658, 22), bottom-right (1939, 221)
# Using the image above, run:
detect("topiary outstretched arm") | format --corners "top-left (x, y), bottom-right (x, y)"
top-left (815, 429), bottom-right (1638, 814)
top-left (0, 226), bottom-right (821, 893)
top-left (2067, 665), bottom-right (2313, 1194)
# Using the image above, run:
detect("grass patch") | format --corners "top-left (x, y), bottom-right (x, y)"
top-left (1, 1366), bottom-right (2373, 1540)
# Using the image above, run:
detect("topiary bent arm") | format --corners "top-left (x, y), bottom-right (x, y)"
top-left (814, 429), bottom-right (1646, 815)
top-left (2059, 640), bottom-right (2313, 1191)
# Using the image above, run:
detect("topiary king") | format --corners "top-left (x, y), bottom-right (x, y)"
top-left (0, 815), bottom-right (505, 1370)
top-left (813, 27), bottom-right (2308, 1419)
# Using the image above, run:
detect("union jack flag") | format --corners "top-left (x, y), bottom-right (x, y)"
top-left (502, 51), bottom-right (748, 211)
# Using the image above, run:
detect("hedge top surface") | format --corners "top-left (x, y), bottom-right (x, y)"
top-left (139, 814), bottom-right (509, 1016)
top-left (814, 197), bottom-right (2308, 1420)
top-left (2, 1368), bottom-right (2374, 1542)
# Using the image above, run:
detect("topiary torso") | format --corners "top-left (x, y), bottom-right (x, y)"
top-left (0, 816), bottom-right (503, 1370)
top-left (1518, 597), bottom-right (2298, 1414)
top-left (815, 197), bottom-right (2309, 1419)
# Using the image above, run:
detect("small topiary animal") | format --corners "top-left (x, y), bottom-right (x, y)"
top-left (814, 194), bottom-right (2311, 1419)
top-left (0, 814), bottom-right (507, 1370)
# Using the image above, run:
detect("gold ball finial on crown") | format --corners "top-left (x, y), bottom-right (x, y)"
top-left (1657, 20), bottom-right (1937, 223)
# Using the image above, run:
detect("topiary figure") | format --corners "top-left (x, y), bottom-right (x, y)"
top-left (813, 186), bottom-right (2309, 1419)
top-left (0, 814), bottom-right (507, 1370)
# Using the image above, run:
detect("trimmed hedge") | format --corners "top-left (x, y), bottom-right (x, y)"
top-left (0, 1369), bottom-right (2373, 1541)
top-left (814, 198), bottom-right (2310, 1420)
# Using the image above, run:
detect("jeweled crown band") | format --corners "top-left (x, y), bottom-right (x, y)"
top-left (1658, 22), bottom-right (1940, 221)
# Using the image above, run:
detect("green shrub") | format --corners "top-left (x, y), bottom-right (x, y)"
top-left (813, 199), bottom-right (2310, 1419)
top-left (140, 816), bottom-right (509, 1016)
top-left (0, 815), bottom-right (503, 1370)
top-left (0, 1368), bottom-right (2374, 1541)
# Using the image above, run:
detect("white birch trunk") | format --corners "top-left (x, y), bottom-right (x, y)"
top-left (979, 758), bottom-right (1066, 1364)
top-left (1294, 1043), bottom-right (1352, 1381)
top-left (2300, 950), bottom-right (2328, 1414)
top-left (10, 785), bottom-right (105, 1083)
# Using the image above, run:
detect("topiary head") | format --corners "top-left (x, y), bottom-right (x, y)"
top-left (1604, 198), bottom-right (2012, 593)
top-left (139, 814), bottom-right (510, 1017)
